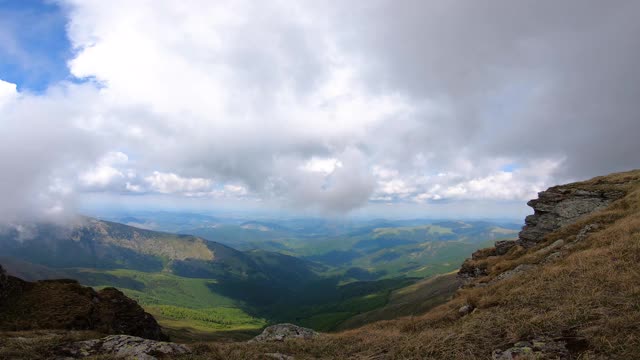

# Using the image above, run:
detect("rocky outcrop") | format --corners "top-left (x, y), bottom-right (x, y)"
top-left (0, 264), bottom-right (8, 301)
top-left (0, 266), bottom-right (166, 340)
top-left (517, 187), bottom-right (623, 248)
top-left (57, 335), bottom-right (191, 359)
top-left (495, 240), bottom-right (517, 255)
top-left (458, 260), bottom-right (488, 280)
top-left (458, 178), bottom-right (628, 282)
top-left (250, 324), bottom-right (319, 342)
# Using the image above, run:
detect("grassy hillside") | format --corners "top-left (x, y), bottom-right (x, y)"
top-left (66, 268), bottom-right (267, 340)
top-left (188, 169), bottom-right (640, 359)
top-left (336, 272), bottom-right (462, 330)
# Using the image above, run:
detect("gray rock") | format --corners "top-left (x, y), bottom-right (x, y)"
top-left (57, 335), bottom-right (191, 359)
top-left (265, 353), bottom-right (295, 360)
top-left (535, 239), bottom-right (565, 255)
top-left (250, 323), bottom-right (319, 343)
top-left (495, 240), bottom-right (517, 255)
top-left (542, 252), bottom-right (563, 264)
top-left (576, 223), bottom-right (601, 242)
top-left (458, 261), bottom-right (489, 282)
top-left (491, 264), bottom-right (536, 284)
top-left (492, 338), bottom-right (570, 359)
top-left (517, 187), bottom-right (623, 248)
top-left (458, 304), bottom-right (474, 316)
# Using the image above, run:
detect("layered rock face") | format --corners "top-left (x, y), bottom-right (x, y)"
top-left (0, 266), bottom-right (166, 340)
top-left (517, 187), bottom-right (624, 248)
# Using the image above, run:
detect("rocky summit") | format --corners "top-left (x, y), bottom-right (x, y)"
top-left (0, 267), bottom-right (166, 340)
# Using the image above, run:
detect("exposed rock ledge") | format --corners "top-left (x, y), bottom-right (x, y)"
top-left (517, 186), bottom-right (624, 248)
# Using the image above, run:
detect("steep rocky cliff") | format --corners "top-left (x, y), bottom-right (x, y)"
top-left (0, 267), bottom-right (166, 340)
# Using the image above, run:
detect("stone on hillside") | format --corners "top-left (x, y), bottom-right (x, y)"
top-left (535, 239), bottom-right (565, 255)
top-left (458, 260), bottom-right (488, 281)
top-left (492, 338), bottom-right (570, 359)
top-left (57, 335), bottom-right (191, 360)
top-left (458, 304), bottom-right (474, 316)
top-left (250, 323), bottom-right (319, 343)
top-left (518, 187), bottom-right (623, 248)
top-left (576, 223), bottom-right (601, 242)
top-left (543, 252), bottom-right (563, 264)
top-left (491, 264), bottom-right (536, 284)
top-left (265, 353), bottom-right (295, 360)
top-left (495, 240), bottom-right (517, 255)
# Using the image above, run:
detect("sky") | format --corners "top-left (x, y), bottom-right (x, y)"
top-left (0, 0), bottom-right (639, 221)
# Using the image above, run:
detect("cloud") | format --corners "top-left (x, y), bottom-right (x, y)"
top-left (0, 79), bottom-right (17, 103)
top-left (144, 171), bottom-right (213, 195)
top-left (0, 80), bottom-right (106, 221)
top-left (78, 151), bottom-right (128, 189)
top-left (1, 1), bottom-right (639, 218)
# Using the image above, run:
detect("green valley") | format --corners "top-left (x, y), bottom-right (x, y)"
top-left (0, 216), bottom-right (520, 338)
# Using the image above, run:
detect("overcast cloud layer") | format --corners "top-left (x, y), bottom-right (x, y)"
top-left (0, 0), bottom-right (639, 220)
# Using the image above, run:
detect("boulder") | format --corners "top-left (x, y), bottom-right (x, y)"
top-left (535, 239), bottom-right (565, 256)
top-left (491, 264), bottom-right (536, 284)
top-left (458, 260), bottom-right (488, 281)
top-left (57, 335), bottom-right (191, 360)
top-left (492, 338), bottom-right (570, 360)
top-left (250, 324), bottom-right (319, 343)
top-left (458, 304), bottom-right (474, 316)
top-left (542, 252), bottom-right (563, 264)
top-left (265, 353), bottom-right (295, 360)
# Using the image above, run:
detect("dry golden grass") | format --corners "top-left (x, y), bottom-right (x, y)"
top-left (184, 170), bottom-right (640, 359)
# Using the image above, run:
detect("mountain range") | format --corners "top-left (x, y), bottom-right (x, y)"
top-left (0, 214), bottom-right (518, 338)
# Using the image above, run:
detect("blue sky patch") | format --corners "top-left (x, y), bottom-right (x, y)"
top-left (0, 0), bottom-right (73, 92)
